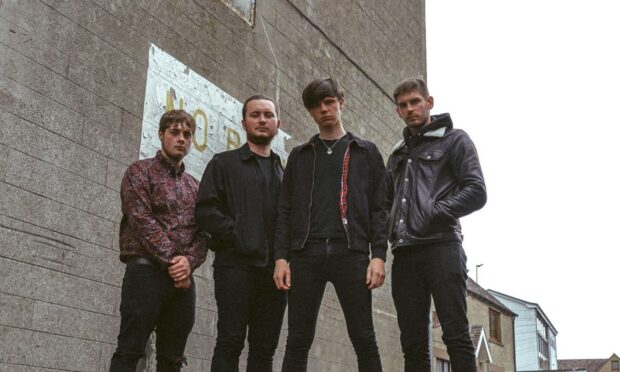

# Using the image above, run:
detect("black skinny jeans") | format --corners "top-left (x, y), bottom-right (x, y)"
top-left (392, 242), bottom-right (476, 372)
top-left (282, 240), bottom-right (382, 372)
top-left (110, 261), bottom-right (195, 372)
top-left (211, 265), bottom-right (287, 372)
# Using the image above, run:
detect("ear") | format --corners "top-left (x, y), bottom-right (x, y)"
top-left (338, 96), bottom-right (345, 109)
top-left (241, 119), bottom-right (248, 132)
top-left (276, 119), bottom-right (281, 129)
top-left (427, 96), bottom-right (434, 110)
top-left (158, 130), bottom-right (164, 142)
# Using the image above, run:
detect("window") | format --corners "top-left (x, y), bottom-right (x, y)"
top-left (437, 358), bottom-right (451, 372)
top-left (537, 315), bottom-right (550, 369)
top-left (489, 308), bottom-right (502, 343)
top-left (611, 360), bottom-right (619, 370)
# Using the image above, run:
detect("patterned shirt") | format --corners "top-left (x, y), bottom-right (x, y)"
top-left (119, 151), bottom-right (207, 270)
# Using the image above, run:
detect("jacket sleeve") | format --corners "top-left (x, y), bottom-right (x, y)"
top-left (434, 131), bottom-right (487, 220)
top-left (369, 145), bottom-right (388, 261)
top-left (120, 164), bottom-right (176, 266)
top-left (274, 151), bottom-right (295, 261)
top-left (195, 156), bottom-right (235, 248)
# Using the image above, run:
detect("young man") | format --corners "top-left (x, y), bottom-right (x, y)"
top-left (386, 78), bottom-right (487, 372)
top-left (195, 95), bottom-right (287, 372)
top-left (273, 78), bottom-right (386, 372)
top-left (110, 110), bottom-right (207, 372)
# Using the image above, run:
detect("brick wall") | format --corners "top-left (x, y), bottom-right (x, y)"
top-left (0, 0), bottom-right (426, 370)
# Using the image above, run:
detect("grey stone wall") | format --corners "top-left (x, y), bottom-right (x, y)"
top-left (0, 0), bottom-right (426, 370)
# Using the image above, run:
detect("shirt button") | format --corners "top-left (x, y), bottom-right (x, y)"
top-left (407, 159), bottom-right (412, 163)
top-left (401, 198), bottom-right (406, 203)
top-left (399, 219), bottom-right (404, 223)
top-left (404, 178), bottom-right (409, 182)
top-left (398, 239), bottom-right (403, 243)
top-left (426, 155), bottom-right (431, 159)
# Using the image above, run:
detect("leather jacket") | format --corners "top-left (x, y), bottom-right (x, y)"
top-left (385, 113), bottom-right (486, 251)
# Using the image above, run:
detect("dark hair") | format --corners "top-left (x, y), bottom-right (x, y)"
top-left (392, 78), bottom-right (430, 103)
top-left (159, 109), bottom-right (196, 134)
top-left (242, 95), bottom-right (277, 120)
top-left (301, 78), bottom-right (344, 109)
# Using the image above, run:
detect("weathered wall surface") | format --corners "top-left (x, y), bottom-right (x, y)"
top-left (0, 0), bottom-right (426, 370)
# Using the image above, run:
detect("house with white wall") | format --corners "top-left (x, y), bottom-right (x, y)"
top-left (488, 290), bottom-right (558, 371)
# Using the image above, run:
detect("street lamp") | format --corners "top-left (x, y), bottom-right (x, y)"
top-left (475, 263), bottom-right (484, 283)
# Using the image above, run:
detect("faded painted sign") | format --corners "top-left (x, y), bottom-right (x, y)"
top-left (141, 44), bottom-right (291, 179)
top-left (220, 0), bottom-right (256, 25)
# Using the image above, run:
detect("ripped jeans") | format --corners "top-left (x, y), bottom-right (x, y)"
top-left (109, 260), bottom-right (195, 372)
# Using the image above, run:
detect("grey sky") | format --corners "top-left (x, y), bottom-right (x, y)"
top-left (426, 0), bottom-right (620, 359)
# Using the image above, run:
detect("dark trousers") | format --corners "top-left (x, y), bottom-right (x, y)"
top-left (211, 265), bottom-right (287, 372)
top-left (392, 242), bottom-right (475, 372)
top-left (282, 240), bottom-right (382, 372)
top-left (110, 261), bottom-right (195, 372)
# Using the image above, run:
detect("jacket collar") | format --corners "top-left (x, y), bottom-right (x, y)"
top-left (239, 142), bottom-right (282, 162)
top-left (156, 150), bottom-right (185, 177)
top-left (393, 113), bottom-right (454, 154)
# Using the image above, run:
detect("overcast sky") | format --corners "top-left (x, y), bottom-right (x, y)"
top-left (426, 0), bottom-right (620, 360)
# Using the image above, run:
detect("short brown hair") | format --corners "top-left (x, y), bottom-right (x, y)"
top-left (392, 78), bottom-right (430, 103)
top-left (242, 95), bottom-right (277, 120)
top-left (159, 109), bottom-right (196, 134)
top-left (302, 77), bottom-right (344, 109)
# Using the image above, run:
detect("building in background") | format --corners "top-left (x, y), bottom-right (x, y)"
top-left (489, 290), bottom-right (559, 371)
top-left (0, 0), bottom-right (425, 370)
top-left (558, 353), bottom-right (620, 372)
top-left (432, 278), bottom-right (517, 372)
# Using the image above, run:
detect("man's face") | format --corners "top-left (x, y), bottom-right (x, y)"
top-left (242, 99), bottom-right (280, 146)
top-left (395, 90), bottom-right (434, 132)
top-left (158, 121), bottom-right (193, 162)
top-left (308, 96), bottom-right (344, 130)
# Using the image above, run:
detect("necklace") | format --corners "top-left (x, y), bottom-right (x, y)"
top-left (319, 135), bottom-right (345, 155)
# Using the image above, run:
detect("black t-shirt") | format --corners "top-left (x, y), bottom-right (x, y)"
top-left (257, 154), bottom-right (278, 251)
top-left (308, 133), bottom-right (351, 239)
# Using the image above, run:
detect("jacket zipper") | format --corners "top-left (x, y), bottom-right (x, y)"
top-left (256, 157), bottom-right (269, 266)
top-left (301, 144), bottom-right (316, 248)
top-left (341, 142), bottom-right (352, 248)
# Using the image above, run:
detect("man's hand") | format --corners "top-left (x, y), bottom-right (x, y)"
top-left (273, 258), bottom-right (291, 291)
top-left (174, 277), bottom-right (191, 289)
top-left (366, 257), bottom-right (385, 289)
top-left (168, 256), bottom-right (191, 284)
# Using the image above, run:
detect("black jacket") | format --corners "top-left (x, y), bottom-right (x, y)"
top-left (274, 133), bottom-right (387, 261)
top-left (195, 143), bottom-right (284, 267)
top-left (385, 113), bottom-right (486, 251)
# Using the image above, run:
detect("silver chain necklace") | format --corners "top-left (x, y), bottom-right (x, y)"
top-left (319, 135), bottom-right (345, 155)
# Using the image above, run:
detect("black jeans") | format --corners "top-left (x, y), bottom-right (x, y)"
top-left (110, 261), bottom-right (195, 372)
top-left (282, 240), bottom-right (382, 372)
top-left (211, 265), bottom-right (287, 372)
top-left (392, 243), bottom-right (475, 372)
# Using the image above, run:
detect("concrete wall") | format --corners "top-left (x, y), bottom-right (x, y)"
top-left (0, 0), bottom-right (426, 371)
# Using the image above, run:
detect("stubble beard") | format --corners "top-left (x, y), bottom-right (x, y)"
top-left (247, 133), bottom-right (275, 146)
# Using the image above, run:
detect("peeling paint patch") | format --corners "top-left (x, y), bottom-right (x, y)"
top-left (141, 44), bottom-right (291, 178)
